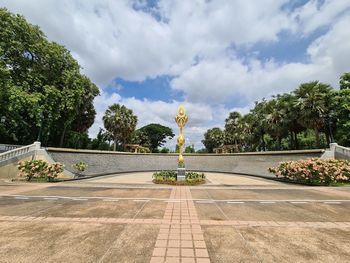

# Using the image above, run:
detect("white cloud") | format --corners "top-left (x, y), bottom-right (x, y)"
top-left (90, 91), bottom-right (229, 150)
top-left (1, 0), bottom-right (350, 148)
top-left (307, 14), bottom-right (350, 74)
top-left (293, 0), bottom-right (350, 34)
top-left (171, 12), bottom-right (350, 104)
top-left (0, 0), bottom-right (296, 86)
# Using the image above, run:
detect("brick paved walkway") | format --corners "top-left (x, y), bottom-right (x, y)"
top-left (150, 186), bottom-right (210, 263)
top-left (1, 183), bottom-right (350, 262)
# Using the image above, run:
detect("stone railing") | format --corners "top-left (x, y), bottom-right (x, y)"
top-left (0, 142), bottom-right (40, 165)
top-left (331, 143), bottom-right (350, 160)
top-left (0, 144), bottom-right (22, 153)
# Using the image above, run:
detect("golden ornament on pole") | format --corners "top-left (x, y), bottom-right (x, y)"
top-left (175, 105), bottom-right (188, 180)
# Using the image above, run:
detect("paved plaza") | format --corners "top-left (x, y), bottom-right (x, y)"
top-left (0, 173), bottom-right (350, 262)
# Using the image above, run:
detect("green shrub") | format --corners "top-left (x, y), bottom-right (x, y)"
top-left (17, 160), bottom-right (64, 181)
top-left (72, 161), bottom-right (87, 172)
top-left (139, 147), bottom-right (151, 153)
top-left (269, 158), bottom-right (350, 185)
top-left (152, 170), bottom-right (205, 185)
top-left (186, 172), bottom-right (205, 183)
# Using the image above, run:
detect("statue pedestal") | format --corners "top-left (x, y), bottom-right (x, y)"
top-left (177, 168), bottom-right (186, 181)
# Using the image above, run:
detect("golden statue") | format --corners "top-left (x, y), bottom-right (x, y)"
top-left (175, 105), bottom-right (188, 167)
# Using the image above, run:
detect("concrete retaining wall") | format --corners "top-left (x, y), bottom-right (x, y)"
top-left (47, 148), bottom-right (324, 178)
top-left (333, 144), bottom-right (350, 161)
top-left (0, 154), bottom-right (34, 179)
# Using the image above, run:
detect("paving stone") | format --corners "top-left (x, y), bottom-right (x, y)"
top-left (150, 257), bottom-right (164, 263)
top-left (167, 248), bottom-right (180, 257)
top-left (165, 257), bottom-right (180, 263)
top-left (180, 240), bottom-right (193, 248)
top-left (181, 248), bottom-right (195, 257)
top-left (195, 249), bottom-right (209, 258)
top-left (153, 248), bottom-right (167, 257)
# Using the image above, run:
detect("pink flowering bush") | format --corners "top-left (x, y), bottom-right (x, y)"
top-left (269, 158), bottom-right (350, 185)
top-left (17, 160), bottom-right (64, 182)
top-left (46, 162), bottom-right (64, 181)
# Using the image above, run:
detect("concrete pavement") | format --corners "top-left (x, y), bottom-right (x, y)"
top-left (0, 172), bottom-right (350, 262)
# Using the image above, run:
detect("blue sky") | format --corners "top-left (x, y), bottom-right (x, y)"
top-left (108, 76), bottom-right (182, 102)
top-left (1, 0), bottom-right (350, 149)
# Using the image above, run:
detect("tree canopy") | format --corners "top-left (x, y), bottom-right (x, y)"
top-left (340, 72), bottom-right (350, 90)
top-left (203, 75), bottom-right (350, 153)
top-left (103, 104), bottom-right (138, 151)
top-left (201, 127), bottom-right (224, 153)
top-left (0, 8), bottom-right (99, 147)
top-left (138, 123), bottom-right (174, 152)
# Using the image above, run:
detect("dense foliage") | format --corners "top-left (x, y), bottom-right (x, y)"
top-left (138, 124), bottom-right (174, 152)
top-left (152, 170), bottom-right (205, 185)
top-left (203, 76), bottom-right (350, 152)
top-left (17, 160), bottom-right (64, 181)
top-left (103, 104), bottom-right (138, 151)
top-left (269, 158), bottom-right (350, 185)
top-left (201, 128), bottom-right (224, 153)
top-left (0, 8), bottom-right (99, 147)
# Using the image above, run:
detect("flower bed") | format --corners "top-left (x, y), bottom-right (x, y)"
top-left (17, 160), bottom-right (64, 182)
top-left (152, 170), bottom-right (205, 185)
top-left (268, 158), bottom-right (350, 185)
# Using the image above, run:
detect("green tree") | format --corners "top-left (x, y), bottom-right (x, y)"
top-left (103, 104), bottom-right (138, 151)
top-left (224, 111), bottom-right (244, 150)
top-left (139, 123), bottom-right (174, 152)
top-left (89, 128), bottom-right (111, 150)
top-left (196, 148), bottom-right (208, 153)
top-left (131, 129), bottom-right (151, 148)
top-left (277, 94), bottom-right (305, 149)
top-left (160, 147), bottom-right (170, 153)
top-left (0, 8), bottom-right (99, 146)
top-left (264, 98), bottom-right (289, 150)
top-left (294, 81), bottom-right (333, 148)
top-left (334, 89), bottom-right (350, 146)
top-left (185, 145), bottom-right (195, 153)
top-left (202, 127), bottom-right (224, 153)
top-left (340, 72), bottom-right (350, 90)
top-left (247, 100), bottom-right (269, 151)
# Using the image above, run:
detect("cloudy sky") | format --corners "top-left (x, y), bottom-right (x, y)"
top-left (1, 0), bottom-right (350, 150)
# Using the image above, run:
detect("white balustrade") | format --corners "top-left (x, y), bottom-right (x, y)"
top-left (334, 144), bottom-right (350, 160)
top-left (0, 142), bottom-right (40, 164)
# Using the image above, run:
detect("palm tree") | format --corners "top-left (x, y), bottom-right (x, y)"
top-left (102, 104), bottom-right (138, 151)
top-left (294, 81), bottom-right (332, 148)
top-left (278, 94), bottom-right (305, 149)
top-left (249, 100), bottom-right (269, 151)
top-left (264, 98), bottom-right (288, 150)
top-left (224, 111), bottom-right (243, 151)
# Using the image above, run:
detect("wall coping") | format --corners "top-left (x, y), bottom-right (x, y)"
top-left (46, 147), bottom-right (325, 156)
